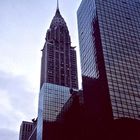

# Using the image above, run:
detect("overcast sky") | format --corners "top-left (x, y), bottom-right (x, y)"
top-left (0, 0), bottom-right (82, 139)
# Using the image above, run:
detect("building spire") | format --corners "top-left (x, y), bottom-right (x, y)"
top-left (55, 0), bottom-right (60, 15)
top-left (57, 0), bottom-right (59, 10)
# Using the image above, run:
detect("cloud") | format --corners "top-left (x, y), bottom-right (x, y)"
top-left (0, 128), bottom-right (18, 140)
top-left (0, 70), bottom-right (38, 139)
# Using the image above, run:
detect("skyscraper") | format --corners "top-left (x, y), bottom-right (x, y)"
top-left (19, 121), bottom-right (36, 140)
top-left (37, 2), bottom-right (78, 140)
top-left (77, 0), bottom-right (140, 120)
top-left (40, 5), bottom-right (78, 89)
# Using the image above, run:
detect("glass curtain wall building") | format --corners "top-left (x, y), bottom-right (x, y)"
top-left (37, 83), bottom-right (71, 140)
top-left (37, 5), bottom-right (78, 140)
top-left (77, 0), bottom-right (140, 120)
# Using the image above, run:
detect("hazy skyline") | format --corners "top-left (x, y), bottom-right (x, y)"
top-left (0, 0), bottom-right (81, 139)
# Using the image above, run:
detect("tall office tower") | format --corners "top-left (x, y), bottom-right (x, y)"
top-left (77, 0), bottom-right (140, 120)
top-left (19, 121), bottom-right (36, 140)
top-left (40, 7), bottom-right (78, 89)
top-left (37, 3), bottom-right (78, 140)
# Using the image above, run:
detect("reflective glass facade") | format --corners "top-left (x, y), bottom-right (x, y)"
top-left (78, 0), bottom-right (140, 120)
top-left (42, 83), bottom-right (71, 121)
top-left (77, 0), bottom-right (99, 78)
top-left (37, 83), bottom-right (71, 140)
